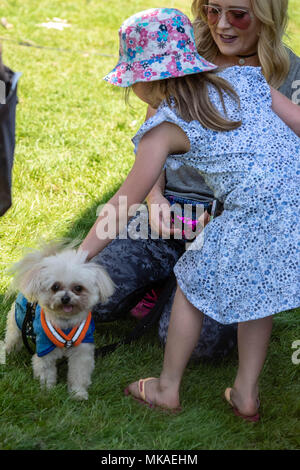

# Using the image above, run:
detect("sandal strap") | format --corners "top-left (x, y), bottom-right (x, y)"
top-left (224, 387), bottom-right (260, 420)
top-left (139, 377), bottom-right (156, 402)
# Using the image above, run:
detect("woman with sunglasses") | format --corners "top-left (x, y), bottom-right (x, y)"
top-left (88, 0), bottom-right (299, 363)
top-left (193, 0), bottom-right (298, 91)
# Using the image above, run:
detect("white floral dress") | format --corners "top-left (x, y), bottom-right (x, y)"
top-left (133, 66), bottom-right (300, 324)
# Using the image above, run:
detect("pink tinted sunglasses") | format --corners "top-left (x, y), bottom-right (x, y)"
top-left (202, 4), bottom-right (254, 30)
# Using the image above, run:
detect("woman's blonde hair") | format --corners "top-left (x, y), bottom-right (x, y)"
top-left (129, 71), bottom-right (242, 132)
top-left (191, 0), bottom-right (290, 89)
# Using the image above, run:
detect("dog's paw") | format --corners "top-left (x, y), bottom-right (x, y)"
top-left (32, 354), bottom-right (57, 389)
top-left (69, 388), bottom-right (89, 401)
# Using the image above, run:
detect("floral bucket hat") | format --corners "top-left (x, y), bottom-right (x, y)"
top-left (104, 8), bottom-right (217, 87)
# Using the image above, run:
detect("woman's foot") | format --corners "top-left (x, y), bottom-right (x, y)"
top-left (224, 386), bottom-right (260, 421)
top-left (125, 377), bottom-right (181, 412)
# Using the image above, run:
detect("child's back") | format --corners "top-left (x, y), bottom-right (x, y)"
top-left (133, 66), bottom-right (300, 324)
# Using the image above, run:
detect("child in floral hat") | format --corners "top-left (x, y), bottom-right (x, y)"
top-left (80, 8), bottom-right (300, 421)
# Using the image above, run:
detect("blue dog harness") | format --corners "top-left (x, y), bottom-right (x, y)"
top-left (15, 293), bottom-right (95, 357)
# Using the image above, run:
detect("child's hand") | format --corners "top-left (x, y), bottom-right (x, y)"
top-left (198, 210), bottom-right (210, 227)
top-left (147, 193), bottom-right (182, 238)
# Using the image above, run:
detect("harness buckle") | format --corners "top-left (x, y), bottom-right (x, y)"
top-left (65, 340), bottom-right (73, 349)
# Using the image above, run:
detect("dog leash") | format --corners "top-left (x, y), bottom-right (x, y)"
top-left (21, 301), bottom-right (37, 355)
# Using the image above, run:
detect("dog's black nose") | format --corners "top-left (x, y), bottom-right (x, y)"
top-left (61, 294), bottom-right (71, 305)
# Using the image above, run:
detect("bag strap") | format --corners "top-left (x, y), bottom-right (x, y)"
top-left (95, 273), bottom-right (176, 358)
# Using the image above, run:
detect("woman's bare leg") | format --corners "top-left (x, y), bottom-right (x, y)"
top-left (229, 316), bottom-right (273, 416)
top-left (126, 285), bottom-right (203, 409)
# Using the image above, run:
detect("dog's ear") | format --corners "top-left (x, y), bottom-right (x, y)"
top-left (89, 263), bottom-right (115, 304)
top-left (17, 266), bottom-right (44, 302)
top-left (8, 252), bottom-right (45, 302)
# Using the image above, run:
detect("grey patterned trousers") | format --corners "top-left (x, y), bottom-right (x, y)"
top-left (91, 216), bottom-right (237, 360)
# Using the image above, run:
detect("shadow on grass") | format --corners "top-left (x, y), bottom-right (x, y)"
top-left (62, 185), bottom-right (122, 242)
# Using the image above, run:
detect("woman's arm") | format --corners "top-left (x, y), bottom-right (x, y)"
top-left (80, 122), bottom-right (189, 260)
top-left (270, 86), bottom-right (300, 136)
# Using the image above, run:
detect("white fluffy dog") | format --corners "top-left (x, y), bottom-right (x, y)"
top-left (5, 243), bottom-right (115, 400)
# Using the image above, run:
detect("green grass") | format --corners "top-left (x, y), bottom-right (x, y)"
top-left (0, 0), bottom-right (300, 451)
top-left (286, 0), bottom-right (300, 53)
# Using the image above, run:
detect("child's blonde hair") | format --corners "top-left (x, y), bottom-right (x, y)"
top-left (127, 71), bottom-right (242, 132)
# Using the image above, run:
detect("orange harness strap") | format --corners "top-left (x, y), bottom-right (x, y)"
top-left (40, 310), bottom-right (92, 349)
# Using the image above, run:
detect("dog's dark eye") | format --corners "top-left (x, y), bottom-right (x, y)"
top-left (51, 283), bottom-right (61, 292)
top-left (73, 285), bottom-right (83, 293)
